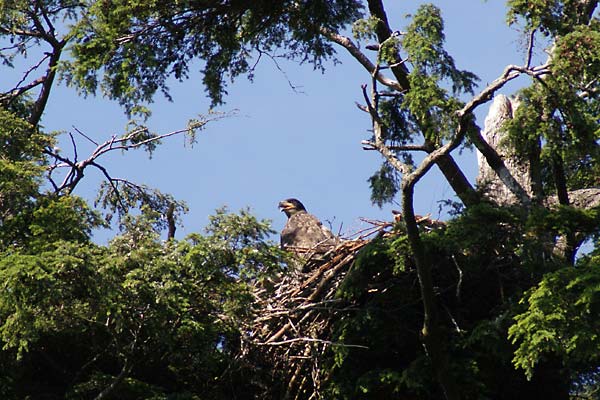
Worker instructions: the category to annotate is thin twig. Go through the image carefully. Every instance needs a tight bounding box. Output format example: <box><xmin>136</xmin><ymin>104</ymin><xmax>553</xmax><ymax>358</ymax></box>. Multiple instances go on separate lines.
<box><xmin>525</xmin><ymin>29</ymin><xmax>536</xmax><ymax>69</ymax></box>
<box><xmin>451</xmin><ymin>255</ymin><xmax>463</xmax><ymax>301</ymax></box>
<box><xmin>258</xmin><ymin>337</ymin><xmax>368</xmax><ymax>349</ymax></box>
<box><xmin>72</xmin><ymin>126</ymin><xmax>99</xmax><ymax>146</ymax></box>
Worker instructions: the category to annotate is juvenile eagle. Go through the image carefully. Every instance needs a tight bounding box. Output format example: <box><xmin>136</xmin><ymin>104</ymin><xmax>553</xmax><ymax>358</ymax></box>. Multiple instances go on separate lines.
<box><xmin>278</xmin><ymin>198</ymin><xmax>337</xmax><ymax>254</ymax></box>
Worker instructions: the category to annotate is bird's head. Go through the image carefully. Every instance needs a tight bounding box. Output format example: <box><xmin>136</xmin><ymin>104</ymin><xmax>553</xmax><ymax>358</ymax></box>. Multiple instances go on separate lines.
<box><xmin>278</xmin><ymin>198</ymin><xmax>307</xmax><ymax>218</ymax></box>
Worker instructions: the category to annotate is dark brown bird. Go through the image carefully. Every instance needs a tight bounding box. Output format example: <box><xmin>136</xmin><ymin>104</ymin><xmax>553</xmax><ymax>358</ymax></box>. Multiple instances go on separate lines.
<box><xmin>278</xmin><ymin>198</ymin><xmax>337</xmax><ymax>254</ymax></box>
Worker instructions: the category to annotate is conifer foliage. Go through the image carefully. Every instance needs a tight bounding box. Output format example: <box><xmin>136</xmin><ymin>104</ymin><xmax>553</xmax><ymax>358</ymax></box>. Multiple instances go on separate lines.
<box><xmin>1</xmin><ymin>1</ymin><xmax>600</xmax><ymax>398</ymax></box>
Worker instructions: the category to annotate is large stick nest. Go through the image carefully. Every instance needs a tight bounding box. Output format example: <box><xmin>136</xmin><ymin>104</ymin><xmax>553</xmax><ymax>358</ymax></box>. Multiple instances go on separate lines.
<box><xmin>242</xmin><ymin>217</ymin><xmax>420</xmax><ymax>399</ymax></box>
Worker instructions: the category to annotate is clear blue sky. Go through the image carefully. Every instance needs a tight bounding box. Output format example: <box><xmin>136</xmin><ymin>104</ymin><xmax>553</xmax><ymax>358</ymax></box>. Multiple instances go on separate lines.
<box><xmin>4</xmin><ymin>1</ymin><xmax>542</xmax><ymax>243</ymax></box>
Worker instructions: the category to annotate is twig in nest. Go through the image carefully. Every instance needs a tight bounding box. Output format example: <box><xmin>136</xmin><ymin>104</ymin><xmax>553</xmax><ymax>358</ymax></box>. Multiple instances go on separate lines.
<box><xmin>258</xmin><ymin>337</ymin><xmax>368</xmax><ymax>349</ymax></box>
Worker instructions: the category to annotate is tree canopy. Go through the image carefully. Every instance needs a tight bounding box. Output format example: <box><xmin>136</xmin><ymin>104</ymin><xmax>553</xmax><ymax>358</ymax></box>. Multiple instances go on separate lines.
<box><xmin>1</xmin><ymin>0</ymin><xmax>600</xmax><ymax>399</ymax></box>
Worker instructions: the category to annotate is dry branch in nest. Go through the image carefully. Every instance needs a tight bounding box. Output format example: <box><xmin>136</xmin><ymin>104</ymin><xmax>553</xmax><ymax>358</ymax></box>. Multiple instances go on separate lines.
<box><xmin>244</xmin><ymin>215</ymin><xmax>444</xmax><ymax>399</ymax></box>
<box><xmin>246</xmin><ymin>238</ymin><xmax>371</xmax><ymax>399</ymax></box>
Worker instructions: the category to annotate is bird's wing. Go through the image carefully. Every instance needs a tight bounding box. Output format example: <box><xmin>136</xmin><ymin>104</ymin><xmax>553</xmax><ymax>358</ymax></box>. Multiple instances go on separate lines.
<box><xmin>281</xmin><ymin>212</ymin><xmax>336</xmax><ymax>250</ymax></box>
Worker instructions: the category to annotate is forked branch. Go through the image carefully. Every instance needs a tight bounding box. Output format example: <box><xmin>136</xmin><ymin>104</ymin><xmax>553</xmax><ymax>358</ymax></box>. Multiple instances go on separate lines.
<box><xmin>44</xmin><ymin>115</ymin><xmax>226</xmax><ymax>195</ymax></box>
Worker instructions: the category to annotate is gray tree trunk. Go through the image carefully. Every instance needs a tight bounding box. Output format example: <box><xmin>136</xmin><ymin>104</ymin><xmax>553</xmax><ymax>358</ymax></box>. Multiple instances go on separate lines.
<box><xmin>476</xmin><ymin>94</ymin><xmax>533</xmax><ymax>205</ymax></box>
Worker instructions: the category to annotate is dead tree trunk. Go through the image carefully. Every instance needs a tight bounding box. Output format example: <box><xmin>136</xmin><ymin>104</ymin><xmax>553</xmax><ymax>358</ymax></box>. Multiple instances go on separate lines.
<box><xmin>476</xmin><ymin>94</ymin><xmax>536</xmax><ymax>205</ymax></box>
<box><xmin>476</xmin><ymin>94</ymin><xmax>600</xmax><ymax>260</ymax></box>
<box><xmin>477</xmin><ymin>93</ymin><xmax>600</xmax><ymax>210</ymax></box>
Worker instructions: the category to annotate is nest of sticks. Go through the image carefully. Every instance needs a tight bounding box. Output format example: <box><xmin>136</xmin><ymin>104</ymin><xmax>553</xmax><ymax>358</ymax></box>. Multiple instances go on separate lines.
<box><xmin>244</xmin><ymin>218</ymin><xmax>396</xmax><ymax>399</ymax></box>
<box><xmin>242</xmin><ymin>214</ymin><xmax>445</xmax><ymax>399</ymax></box>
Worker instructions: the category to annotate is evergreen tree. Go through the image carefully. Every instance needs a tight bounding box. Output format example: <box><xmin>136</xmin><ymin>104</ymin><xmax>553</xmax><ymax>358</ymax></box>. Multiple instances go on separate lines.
<box><xmin>1</xmin><ymin>1</ymin><xmax>599</xmax><ymax>398</ymax></box>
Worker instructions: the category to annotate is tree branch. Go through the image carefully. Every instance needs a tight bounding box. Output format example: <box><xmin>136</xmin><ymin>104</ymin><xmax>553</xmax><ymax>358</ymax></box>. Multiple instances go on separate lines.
<box><xmin>361</xmin><ymin>141</ymin><xmax>429</xmax><ymax>152</ymax></box>
<box><xmin>360</xmin><ymin>83</ymin><xmax>413</xmax><ymax>176</ymax></box>
<box><xmin>0</xmin><ymin>76</ymin><xmax>46</xmax><ymax>104</ymax></box>
<box><xmin>400</xmin><ymin>182</ymin><xmax>459</xmax><ymax>400</ymax></box>
<box><xmin>0</xmin><ymin>53</ymin><xmax>51</xmax><ymax>104</ymax></box>
<box><xmin>166</xmin><ymin>202</ymin><xmax>176</xmax><ymax>240</ymax></box>
<box><xmin>319</xmin><ymin>27</ymin><xmax>404</xmax><ymax>92</ymax></box>
<box><xmin>24</xmin><ymin>5</ymin><xmax>67</xmax><ymax>126</ymax></box>
<box><xmin>44</xmin><ymin>119</ymin><xmax>217</xmax><ymax>195</ymax></box>
<box><xmin>328</xmin><ymin>3</ymin><xmax>478</xmax><ymax>206</ymax></box>
<box><xmin>366</xmin><ymin>0</ymin><xmax>411</xmax><ymax>91</ymax></box>
<box><xmin>0</xmin><ymin>25</ymin><xmax>43</xmax><ymax>37</ymax></box>
<box><xmin>525</xmin><ymin>29</ymin><xmax>536</xmax><ymax>69</ymax></box>
<box><xmin>403</xmin><ymin>61</ymin><xmax>530</xmax><ymax>192</ymax></box>
<box><xmin>258</xmin><ymin>337</ymin><xmax>368</xmax><ymax>349</ymax></box>
<box><xmin>459</xmin><ymin>64</ymin><xmax>550</xmax><ymax>207</ymax></box>
<box><xmin>93</xmin><ymin>349</ymin><xmax>134</xmax><ymax>400</ymax></box>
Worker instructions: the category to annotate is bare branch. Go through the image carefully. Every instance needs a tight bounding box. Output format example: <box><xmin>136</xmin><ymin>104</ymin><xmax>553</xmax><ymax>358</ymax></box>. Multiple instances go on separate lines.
<box><xmin>355</xmin><ymin>102</ymin><xmax>370</xmax><ymax>113</ymax></box>
<box><xmin>28</xmin><ymin>5</ymin><xmax>59</xmax><ymax>47</ymax></box>
<box><xmin>452</xmin><ymin>255</ymin><xmax>463</xmax><ymax>301</ymax></box>
<box><xmin>73</xmin><ymin>126</ymin><xmax>99</xmax><ymax>146</ymax></box>
<box><xmin>459</xmin><ymin>64</ymin><xmax>549</xmax><ymax>118</ymax></box>
<box><xmin>1</xmin><ymin>58</ymin><xmax>51</xmax><ymax>102</ymax></box>
<box><xmin>361</xmin><ymin>140</ymin><xmax>429</xmax><ymax>152</ymax></box>
<box><xmin>45</xmin><ymin>115</ymin><xmax>227</xmax><ymax>195</ymax></box>
<box><xmin>359</xmin><ymin>83</ymin><xmax>413</xmax><ymax>175</ymax></box>
<box><xmin>0</xmin><ymin>52</ymin><xmax>51</xmax><ymax>104</ymax></box>
<box><xmin>166</xmin><ymin>203</ymin><xmax>176</xmax><ymax>240</ymax></box>
<box><xmin>254</xmin><ymin>46</ymin><xmax>304</xmax><ymax>93</ymax></box>
<box><xmin>0</xmin><ymin>26</ymin><xmax>43</xmax><ymax>37</ymax></box>
<box><xmin>40</xmin><ymin>4</ymin><xmax>57</xmax><ymax>39</ymax></box>
<box><xmin>525</xmin><ymin>29</ymin><xmax>536</xmax><ymax>69</ymax></box>
<box><xmin>93</xmin><ymin>349</ymin><xmax>134</xmax><ymax>400</ymax></box>
<box><xmin>28</xmin><ymin>45</ymin><xmax>63</xmax><ymax>126</ymax></box>
<box><xmin>89</xmin><ymin>162</ymin><xmax>128</xmax><ymax>210</ymax></box>
<box><xmin>367</xmin><ymin>140</ymin><xmax>413</xmax><ymax>176</ymax></box>
<box><xmin>0</xmin><ymin>76</ymin><xmax>46</xmax><ymax>104</ymax></box>
<box><xmin>360</xmin><ymin>84</ymin><xmax>380</xmax><ymax>127</ymax></box>
<box><xmin>319</xmin><ymin>27</ymin><xmax>403</xmax><ymax>92</ymax></box>
<box><xmin>68</xmin><ymin>132</ymin><xmax>78</xmax><ymax>163</ymax></box>
<box><xmin>114</xmin><ymin>20</ymin><xmax>160</xmax><ymax>45</ymax></box>
<box><xmin>258</xmin><ymin>337</ymin><xmax>368</xmax><ymax>349</ymax></box>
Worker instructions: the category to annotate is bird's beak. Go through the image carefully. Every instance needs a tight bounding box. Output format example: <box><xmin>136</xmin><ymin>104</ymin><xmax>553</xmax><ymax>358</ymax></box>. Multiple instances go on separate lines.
<box><xmin>278</xmin><ymin>201</ymin><xmax>293</xmax><ymax>212</ymax></box>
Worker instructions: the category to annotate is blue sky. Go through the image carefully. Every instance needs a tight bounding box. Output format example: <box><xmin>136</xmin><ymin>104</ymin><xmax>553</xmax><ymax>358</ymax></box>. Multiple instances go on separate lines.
<box><xmin>4</xmin><ymin>1</ymin><xmax>544</xmax><ymax>243</ymax></box>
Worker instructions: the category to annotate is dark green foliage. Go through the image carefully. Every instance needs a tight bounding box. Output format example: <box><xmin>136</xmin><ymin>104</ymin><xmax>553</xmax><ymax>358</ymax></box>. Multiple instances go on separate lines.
<box><xmin>330</xmin><ymin>236</ymin><xmax>429</xmax><ymax>398</ymax></box>
<box><xmin>367</xmin><ymin>96</ymin><xmax>419</xmax><ymax>207</ymax></box>
<box><xmin>28</xmin><ymin>196</ymin><xmax>104</xmax><ymax>249</ymax></box>
<box><xmin>402</xmin><ymin>4</ymin><xmax>479</xmax><ymax>96</ymax></box>
<box><xmin>368</xmin><ymin>162</ymin><xmax>401</xmax><ymax>208</ymax></box>
<box><xmin>95</xmin><ymin>180</ymin><xmax>188</xmax><ymax>230</ymax></box>
<box><xmin>2</xmin><ymin>1</ymin><xmax>600</xmax><ymax>398</ymax></box>
<box><xmin>378</xmin><ymin>97</ymin><xmax>418</xmax><ymax>144</ymax></box>
<box><xmin>352</xmin><ymin>16</ymin><xmax>380</xmax><ymax>41</ymax></box>
<box><xmin>324</xmin><ymin>209</ymin><xmax>574</xmax><ymax>399</ymax></box>
<box><xmin>0</xmin><ymin>107</ymin><xmax>105</xmax><ymax>251</ymax></box>
<box><xmin>0</xmin><ymin>106</ymin><xmax>46</xmax><ymax>223</ymax></box>
<box><xmin>0</xmin><ymin>207</ymin><xmax>285</xmax><ymax>399</ymax></box>
<box><xmin>510</xmin><ymin>254</ymin><xmax>600</xmax><ymax>379</ymax></box>
<box><xmin>0</xmin><ymin>104</ymin><xmax>285</xmax><ymax>397</ymax></box>
<box><xmin>507</xmin><ymin>0</ymin><xmax>597</xmax><ymax>35</ymax></box>
<box><xmin>63</xmin><ymin>0</ymin><xmax>363</xmax><ymax>113</ymax></box>
<box><xmin>527</xmin><ymin>206</ymin><xmax>600</xmax><ymax>241</ymax></box>
<box><xmin>0</xmin><ymin>242</ymin><xmax>105</xmax><ymax>359</ymax></box>
<box><xmin>506</xmin><ymin>76</ymin><xmax>600</xmax><ymax>194</ymax></box>
<box><xmin>0</xmin><ymin>0</ymin><xmax>82</xmax><ymax>63</ymax></box>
